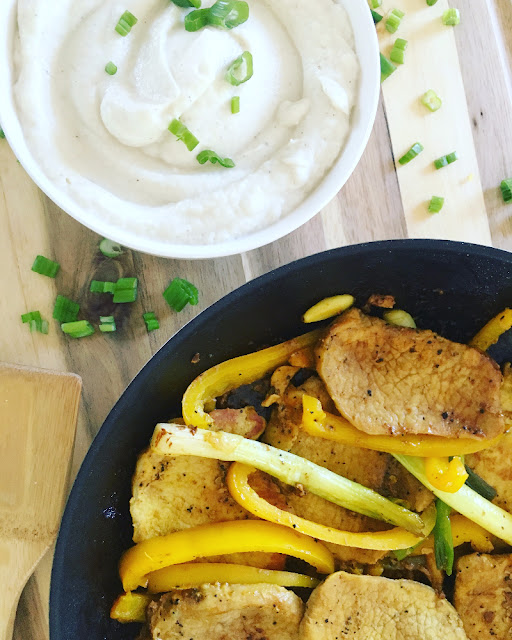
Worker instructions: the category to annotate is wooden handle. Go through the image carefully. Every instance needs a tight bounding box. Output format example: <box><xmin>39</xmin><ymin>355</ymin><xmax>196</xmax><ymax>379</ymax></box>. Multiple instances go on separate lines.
<box><xmin>0</xmin><ymin>539</ymin><xmax>49</xmax><ymax>640</ymax></box>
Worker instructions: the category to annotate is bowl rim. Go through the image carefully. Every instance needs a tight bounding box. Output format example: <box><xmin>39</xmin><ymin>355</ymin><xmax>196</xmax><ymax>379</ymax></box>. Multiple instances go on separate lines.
<box><xmin>0</xmin><ymin>0</ymin><xmax>380</xmax><ymax>259</ymax></box>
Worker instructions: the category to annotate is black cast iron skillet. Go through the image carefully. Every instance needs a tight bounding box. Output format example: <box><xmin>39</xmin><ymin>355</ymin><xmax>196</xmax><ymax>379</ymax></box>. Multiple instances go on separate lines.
<box><xmin>50</xmin><ymin>239</ymin><xmax>512</xmax><ymax>640</ymax></box>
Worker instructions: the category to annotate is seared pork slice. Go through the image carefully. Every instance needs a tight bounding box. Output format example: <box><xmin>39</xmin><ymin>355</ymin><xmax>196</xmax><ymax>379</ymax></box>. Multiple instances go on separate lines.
<box><xmin>147</xmin><ymin>584</ymin><xmax>304</xmax><ymax>640</ymax></box>
<box><xmin>455</xmin><ymin>553</ymin><xmax>512</xmax><ymax>639</ymax></box>
<box><xmin>316</xmin><ymin>308</ymin><xmax>504</xmax><ymax>439</ymax></box>
<box><xmin>300</xmin><ymin>571</ymin><xmax>468</xmax><ymax>640</ymax></box>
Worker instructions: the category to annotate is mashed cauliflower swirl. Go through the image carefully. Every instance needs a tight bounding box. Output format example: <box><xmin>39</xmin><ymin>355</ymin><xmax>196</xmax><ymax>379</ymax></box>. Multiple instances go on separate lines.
<box><xmin>14</xmin><ymin>0</ymin><xmax>359</xmax><ymax>245</ymax></box>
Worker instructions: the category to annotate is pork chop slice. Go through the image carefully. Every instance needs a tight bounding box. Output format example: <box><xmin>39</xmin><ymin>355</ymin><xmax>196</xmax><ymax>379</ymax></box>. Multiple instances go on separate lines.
<box><xmin>147</xmin><ymin>584</ymin><xmax>304</xmax><ymax>640</ymax></box>
<box><xmin>316</xmin><ymin>308</ymin><xmax>504</xmax><ymax>439</ymax></box>
<box><xmin>299</xmin><ymin>571</ymin><xmax>467</xmax><ymax>639</ymax></box>
<box><xmin>455</xmin><ymin>553</ymin><xmax>512</xmax><ymax>639</ymax></box>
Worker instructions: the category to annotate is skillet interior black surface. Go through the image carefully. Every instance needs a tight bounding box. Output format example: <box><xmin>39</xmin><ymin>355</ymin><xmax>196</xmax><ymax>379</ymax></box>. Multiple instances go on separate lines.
<box><xmin>50</xmin><ymin>239</ymin><xmax>512</xmax><ymax>640</ymax></box>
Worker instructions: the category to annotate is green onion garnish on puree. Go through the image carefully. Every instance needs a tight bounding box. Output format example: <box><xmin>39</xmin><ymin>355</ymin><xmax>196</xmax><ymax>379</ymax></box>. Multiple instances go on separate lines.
<box><xmin>21</xmin><ymin>310</ymin><xmax>48</xmax><ymax>334</ymax></box>
<box><xmin>426</xmin><ymin>0</ymin><xmax>439</xmax><ymax>5</ymax></box>
<box><xmin>168</xmin><ymin>119</ymin><xmax>200</xmax><ymax>151</ymax></box>
<box><xmin>434</xmin><ymin>151</ymin><xmax>458</xmax><ymax>170</ymax></box>
<box><xmin>226</xmin><ymin>52</ymin><xmax>253</xmax><ymax>86</ymax></box>
<box><xmin>170</xmin><ymin>0</ymin><xmax>201</xmax><ymax>7</ymax></box>
<box><xmin>113</xmin><ymin>278</ymin><xmax>138</xmax><ymax>303</ymax></box>
<box><xmin>421</xmin><ymin>90</ymin><xmax>442</xmax><ymax>112</ymax></box>
<box><xmin>32</xmin><ymin>255</ymin><xmax>60</xmax><ymax>278</ymax></box>
<box><xmin>90</xmin><ymin>280</ymin><xmax>116</xmax><ymax>294</ymax></box>
<box><xmin>442</xmin><ymin>8</ymin><xmax>460</xmax><ymax>26</ymax></box>
<box><xmin>53</xmin><ymin>295</ymin><xmax>80</xmax><ymax>323</ymax></box>
<box><xmin>143</xmin><ymin>312</ymin><xmax>160</xmax><ymax>332</ymax></box>
<box><xmin>99</xmin><ymin>238</ymin><xmax>124</xmax><ymax>258</ymax></box>
<box><xmin>390</xmin><ymin>38</ymin><xmax>408</xmax><ymax>64</ymax></box>
<box><xmin>197</xmin><ymin>150</ymin><xmax>235</xmax><ymax>168</ymax></box>
<box><xmin>115</xmin><ymin>11</ymin><xmax>138</xmax><ymax>37</ymax></box>
<box><xmin>428</xmin><ymin>196</ymin><xmax>444</xmax><ymax>214</ymax></box>
<box><xmin>501</xmin><ymin>178</ymin><xmax>512</xmax><ymax>203</ymax></box>
<box><xmin>231</xmin><ymin>96</ymin><xmax>240</xmax><ymax>114</ymax></box>
<box><xmin>368</xmin><ymin>0</ymin><xmax>382</xmax><ymax>7</ymax></box>
<box><xmin>398</xmin><ymin>143</ymin><xmax>424</xmax><ymax>165</ymax></box>
<box><xmin>105</xmin><ymin>62</ymin><xmax>117</xmax><ymax>76</ymax></box>
<box><xmin>371</xmin><ymin>9</ymin><xmax>383</xmax><ymax>24</ymax></box>
<box><xmin>99</xmin><ymin>316</ymin><xmax>117</xmax><ymax>333</ymax></box>
<box><xmin>185</xmin><ymin>0</ymin><xmax>249</xmax><ymax>32</ymax></box>
<box><xmin>385</xmin><ymin>8</ymin><xmax>404</xmax><ymax>34</ymax></box>
<box><xmin>433</xmin><ymin>499</ymin><xmax>454</xmax><ymax>575</ymax></box>
<box><xmin>380</xmin><ymin>53</ymin><xmax>396</xmax><ymax>82</ymax></box>
<box><xmin>61</xmin><ymin>320</ymin><xmax>95</xmax><ymax>339</ymax></box>
<box><xmin>163</xmin><ymin>278</ymin><xmax>199</xmax><ymax>312</ymax></box>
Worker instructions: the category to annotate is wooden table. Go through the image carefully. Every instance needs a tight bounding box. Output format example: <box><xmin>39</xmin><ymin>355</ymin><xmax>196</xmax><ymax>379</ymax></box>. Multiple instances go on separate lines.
<box><xmin>2</xmin><ymin>0</ymin><xmax>511</xmax><ymax>637</ymax></box>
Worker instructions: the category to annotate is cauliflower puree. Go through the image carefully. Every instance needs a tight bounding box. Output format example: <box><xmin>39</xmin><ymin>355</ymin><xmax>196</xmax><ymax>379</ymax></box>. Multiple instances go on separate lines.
<box><xmin>14</xmin><ymin>0</ymin><xmax>359</xmax><ymax>245</ymax></box>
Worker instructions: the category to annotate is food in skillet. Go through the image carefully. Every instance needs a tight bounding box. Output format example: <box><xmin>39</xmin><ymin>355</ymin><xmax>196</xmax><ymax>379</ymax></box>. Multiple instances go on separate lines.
<box><xmin>111</xmin><ymin>297</ymin><xmax>512</xmax><ymax>639</ymax></box>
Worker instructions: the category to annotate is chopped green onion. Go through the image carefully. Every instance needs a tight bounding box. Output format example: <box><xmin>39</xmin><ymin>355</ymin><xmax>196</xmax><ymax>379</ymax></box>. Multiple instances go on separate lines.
<box><xmin>113</xmin><ymin>277</ymin><xmax>138</xmax><ymax>303</ymax></box>
<box><xmin>433</xmin><ymin>499</ymin><xmax>454</xmax><ymax>575</ymax></box>
<box><xmin>115</xmin><ymin>11</ymin><xmax>138</xmax><ymax>36</ymax></box>
<box><xmin>99</xmin><ymin>315</ymin><xmax>117</xmax><ymax>333</ymax></box>
<box><xmin>168</xmin><ymin>119</ymin><xmax>199</xmax><ymax>152</ymax></box>
<box><xmin>53</xmin><ymin>295</ymin><xmax>80</xmax><ymax>323</ymax></box>
<box><xmin>442</xmin><ymin>8</ymin><xmax>460</xmax><ymax>25</ymax></box>
<box><xmin>371</xmin><ymin>9</ymin><xmax>383</xmax><ymax>23</ymax></box>
<box><xmin>90</xmin><ymin>280</ymin><xmax>116</xmax><ymax>294</ymax></box>
<box><xmin>434</xmin><ymin>151</ymin><xmax>458</xmax><ymax>170</ymax></box>
<box><xmin>163</xmin><ymin>277</ymin><xmax>199</xmax><ymax>312</ymax></box>
<box><xmin>226</xmin><ymin>51</ymin><xmax>253</xmax><ymax>86</ymax></box>
<box><xmin>21</xmin><ymin>310</ymin><xmax>48</xmax><ymax>334</ymax></box>
<box><xmin>393</xmin><ymin>540</ymin><xmax>422</xmax><ymax>560</ymax></box>
<box><xmin>390</xmin><ymin>46</ymin><xmax>405</xmax><ymax>64</ymax></box>
<box><xmin>385</xmin><ymin>8</ymin><xmax>404</xmax><ymax>33</ymax></box>
<box><xmin>143</xmin><ymin>311</ymin><xmax>160</xmax><ymax>332</ymax></box>
<box><xmin>0</xmin><ymin>128</ymin><xmax>5</xmax><ymax>139</ymax></box>
<box><xmin>398</xmin><ymin>142</ymin><xmax>424</xmax><ymax>165</ymax></box>
<box><xmin>99</xmin><ymin>238</ymin><xmax>124</xmax><ymax>258</ymax></box>
<box><xmin>105</xmin><ymin>62</ymin><xmax>117</xmax><ymax>76</ymax></box>
<box><xmin>31</xmin><ymin>255</ymin><xmax>60</xmax><ymax>278</ymax></box>
<box><xmin>500</xmin><ymin>178</ymin><xmax>512</xmax><ymax>203</ymax></box>
<box><xmin>231</xmin><ymin>96</ymin><xmax>240</xmax><ymax>114</ymax></box>
<box><xmin>380</xmin><ymin>53</ymin><xmax>397</xmax><ymax>83</ymax></box>
<box><xmin>428</xmin><ymin>196</ymin><xmax>445</xmax><ymax>214</ymax></box>
<box><xmin>426</xmin><ymin>0</ymin><xmax>438</xmax><ymax>5</ymax></box>
<box><xmin>40</xmin><ymin>319</ymin><xmax>49</xmax><ymax>335</ymax></box>
<box><xmin>368</xmin><ymin>0</ymin><xmax>382</xmax><ymax>7</ymax></box>
<box><xmin>61</xmin><ymin>320</ymin><xmax>95</xmax><ymax>338</ymax></box>
<box><xmin>185</xmin><ymin>0</ymin><xmax>249</xmax><ymax>32</ymax></box>
<box><xmin>421</xmin><ymin>89</ymin><xmax>442</xmax><ymax>112</ymax></box>
<box><xmin>394</xmin><ymin>38</ymin><xmax>408</xmax><ymax>50</ymax></box>
<box><xmin>21</xmin><ymin>310</ymin><xmax>41</xmax><ymax>324</ymax></box>
<box><xmin>184</xmin><ymin>8</ymin><xmax>211</xmax><ymax>31</ymax></box>
<box><xmin>197</xmin><ymin>150</ymin><xmax>235</xmax><ymax>169</ymax></box>
<box><xmin>465</xmin><ymin>466</ymin><xmax>497</xmax><ymax>501</ymax></box>
<box><xmin>170</xmin><ymin>0</ymin><xmax>201</xmax><ymax>7</ymax></box>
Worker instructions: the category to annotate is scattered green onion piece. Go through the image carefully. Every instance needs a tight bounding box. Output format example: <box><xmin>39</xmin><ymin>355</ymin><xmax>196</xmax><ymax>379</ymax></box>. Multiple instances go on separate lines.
<box><xmin>40</xmin><ymin>319</ymin><xmax>49</xmax><ymax>335</ymax></box>
<box><xmin>442</xmin><ymin>8</ymin><xmax>460</xmax><ymax>26</ymax></box>
<box><xmin>170</xmin><ymin>0</ymin><xmax>201</xmax><ymax>7</ymax></box>
<box><xmin>168</xmin><ymin>119</ymin><xmax>200</xmax><ymax>152</ymax></box>
<box><xmin>21</xmin><ymin>310</ymin><xmax>48</xmax><ymax>334</ymax></box>
<box><xmin>99</xmin><ymin>315</ymin><xmax>117</xmax><ymax>333</ymax></box>
<box><xmin>368</xmin><ymin>0</ymin><xmax>382</xmax><ymax>8</ymax></box>
<box><xmin>143</xmin><ymin>312</ymin><xmax>160</xmax><ymax>332</ymax></box>
<box><xmin>61</xmin><ymin>320</ymin><xmax>95</xmax><ymax>339</ymax></box>
<box><xmin>31</xmin><ymin>255</ymin><xmax>60</xmax><ymax>278</ymax></box>
<box><xmin>53</xmin><ymin>295</ymin><xmax>80</xmax><ymax>323</ymax></box>
<box><xmin>398</xmin><ymin>142</ymin><xmax>424</xmax><ymax>165</ymax></box>
<box><xmin>208</xmin><ymin>0</ymin><xmax>249</xmax><ymax>29</ymax></box>
<box><xmin>184</xmin><ymin>8</ymin><xmax>211</xmax><ymax>31</ymax></box>
<box><xmin>394</xmin><ymin>38</ymin><xmax>408</xmax><ymax>50</ymax></box>
<box><xmin>99</xmin><ymin>238</ymin><xmax>124</xmax><ymax>258</ymax></box>
<box><xmin>421</xmin><ymin>89</ymin><xmax>442</xmax><ymax>112</ymax></box>
<box><xmin>428</xmin><ymin>196</ymin><xmax>445</xmax><ymax>214</ymax></box>
<box><xmin>21</xmin><ymin>310</ymin><xmax>42</xmax><ymax>324</ymax></box>
<box><xmin>231</xmin><ymin>96</ymin><xmax>240</xmax><ymax>114</ymax></box>
<box><xmin>385</xmin><ymin>8</ymin><xmax>405</xmax><ymax>33</ymax></box>
<box><xmin>380</xmin><ymin>53</ymin><xmax>397</xmax><ymax>83</ymax></box>
<box><xmin>393</xmin><ymin>540</ymin><xmax>422</xmax><ymax>560</ymax></box>
<box><xmin>500</xmin><ymin>178</ymin><xmax>512</xmax><ymax>203</ymax></box>
<box><xmin>390</xmin><ymin>47</ymin><xmax>405</xmax><ymax>64</ymax></box>
<box><xmin>426</xmin><ymin>0</ymin><xmax>438</xmax><ymax>5</ymax></box>
<box><xmin>163</xmin><ymin>277</ymin><xmax>199</xmax><ymax>312</ymax></box>
<box><xmin>226</xmin><ymin>51</ymin><xmax>253</xmax><ymax>86</ymax></box>
<box><xmin>90</xmin><ymin>280</ymin><xmax>116</xmax><ymax>294</ymax></box>
<box><xmin>105</xmin><ymin>62</ymin><xmax>117</xmax><ymax>76</ymax></box>
<box><xmin>434</xmin><ymin>151</ymin><xmax>458</xmax><ymax>170</ymax></box>
<box><xmin>371</xmin><ymin>9</ymin><xmax>383</xmax><ymax>23</ymax></box>
<box><xmin>0</xmin><ymin>128</ymin><xmax>5</xmax><ymax>139</ymax></box>
<box><xmin>115</xmin><ymin>11</ymin><xmax>138</xmax><ymax>36</ymax></box>
<box><xmin>113</xmin><ymin>277</ymin><xmax>138</xmax><ymax>303</ymax></box>
<box><xmin>196</xmin><ymin>150</ymin><xmax>235</xmax><ymax>169</ymax></box>
<box><xmin>465</xmin><ymin>466</ymin><xmax>497</xmax><ymax>501</ymax></box>
<box><xmin>433</xmin><ymin>499</ymin><xmax>454</xmax><ymax>575</ymax></box>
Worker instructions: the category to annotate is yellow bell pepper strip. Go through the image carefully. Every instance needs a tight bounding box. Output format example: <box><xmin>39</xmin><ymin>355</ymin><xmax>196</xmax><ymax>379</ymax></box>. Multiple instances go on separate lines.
<box><xmin>393</xmin><ymin>454</ymin><xmax>512</xmax><ymax>545</ymax></box>
<box><xmin>301</xmin><ymin>395</ymin><xmax>501</xmax><ymax>457</ymax></box>
<box><xmin>302</xmin><ymin>395</ymin><xmax>326</xmax><ymax>431</ymax></box>
<box><xmin>425</xmin><ymin>456</ymin><xmax>468</xmax><ymax>493</ymax></box>
<box><xmin>302</xmin><ymin>295</ymin><xmax>355</xmax><ymax>323</ymax></box>
<box><xmin>413</xmin><ymin>514</ymin><xmax>493</xmax><ymax>556</ymax></box>
<box><xmin>119</xmin><ymin>520</ymin><xmax>334</xmax><ymax>592</ymax></box>
<box><xmin>110</xmin><ymin>592</ymin><xmax>151</xmax><ymax>623</ymax></box>
<box><xmin>227</xmin><ymin>463</ymin><xmax>436</xmax><ymax>551</ymax></box>
<box><xmin>182</xmin><ymin>329</ymin><xmax>322</xmax><ymax>429</ymax></box>
<box><xmin>151</xmin><ymin>423</ymin><xmax>427</xmax><ymax>535</ymax></box>
<box><xmin>470</xmin><ymin>308</ymin><xmax>512</xmax><ymax>351</ymax></box>
<box><xmin>146</xmin><ymin>562</ymin><xmax>320</xmax><ymax>593</ymax></box>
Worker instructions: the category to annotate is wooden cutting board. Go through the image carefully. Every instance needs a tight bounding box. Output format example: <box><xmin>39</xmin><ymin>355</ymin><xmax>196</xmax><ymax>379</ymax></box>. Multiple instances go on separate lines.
<box><xmin>0</xmin><ymin>363</ymin><xmax>81</xmax><ymax>640</ymax></box>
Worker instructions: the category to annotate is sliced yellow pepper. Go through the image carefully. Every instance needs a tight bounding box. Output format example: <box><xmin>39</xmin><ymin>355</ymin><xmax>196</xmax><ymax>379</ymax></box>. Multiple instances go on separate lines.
<box><xmin>146</xmin><ymin>562</ymin><xmax>320</xmax><ymax>593</ymax></box>
<box><xmin>413</xmin><ymin>514</ymin><xmax>493</xmax><ymax>555</ymax></box>
<box><xmin>119</xmin><ymin>520</ymin><xmax>334</xmax><ymax>592</ymax></box>
<box><xmin>301</xmin><ymin>395</ymin><xmax>501</xmax><ymax>457</ymax></box>
<box><xmin>470</xmin><ymin>308</ymin><xmax>512</xmax><ymax>351</ymax></box>
<box><xmin>182</xmin><ymin>329</ymin><xmax>322</xmax><ymax>429</ymax></box>
<box><xmin>110</xmin><ymin>591</ymin><xmax>151</xmax><ymax>623</ymax></box>
<box><xmin>302</xmin><ymin>395</ymin><xmax>326</xmax><ymax>431</ymax></box>
<box><xmin>302</xmin><ymin>295</ymin><xmax>355</xmax><ymax>323</ymax></box>
<box><xmin>424</xmin><ymin>456</ymin><xmax>468</xmax><ymax>493</ymax></box>
<box><xmin>226</xmin><ymin>462</ymin><xmax>435</xmax><ymax>551</ymax></box>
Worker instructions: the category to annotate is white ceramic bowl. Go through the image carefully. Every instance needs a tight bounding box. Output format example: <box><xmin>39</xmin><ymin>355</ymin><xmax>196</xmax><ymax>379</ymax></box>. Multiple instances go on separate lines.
<box><xmin>0</xmin><ymin>1</ymin><xmax>379</xmax><ymax>259</ymax></box>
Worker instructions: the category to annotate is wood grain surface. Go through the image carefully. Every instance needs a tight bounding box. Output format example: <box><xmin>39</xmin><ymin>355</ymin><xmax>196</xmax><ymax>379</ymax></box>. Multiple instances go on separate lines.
<box><xmin>0</xmin><ymin>0</ymin><xmax>510</xmax><ymax>638</ymax></box>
